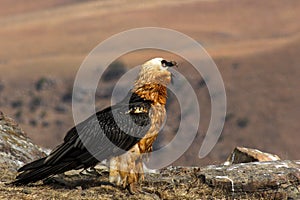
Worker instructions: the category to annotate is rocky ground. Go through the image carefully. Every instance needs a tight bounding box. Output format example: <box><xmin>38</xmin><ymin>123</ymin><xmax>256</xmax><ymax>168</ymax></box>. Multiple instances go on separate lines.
<box><xmin>0</xmin><ymin>111</ymin><xmax>299</xmax><ymax>199</ymax></box>
<box><xmin>1</xmin><ymin>0</ymin><xmax>300</xmax><ymax>167</ymax></box>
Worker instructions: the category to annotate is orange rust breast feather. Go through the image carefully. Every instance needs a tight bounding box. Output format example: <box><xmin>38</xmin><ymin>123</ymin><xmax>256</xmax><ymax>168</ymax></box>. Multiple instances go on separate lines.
<box><xmin>134</xmin><ymin>83</ymin><xmax>167</xmax><ymax>105</ymax></box>
<box><xmin>134</xmin><ymin>84</ymin><xmax>167</xmax><ymax>153</ymax></box>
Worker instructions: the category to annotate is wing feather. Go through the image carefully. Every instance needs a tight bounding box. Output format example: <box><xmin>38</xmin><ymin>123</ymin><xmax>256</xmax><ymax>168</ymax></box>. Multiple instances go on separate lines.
<box><xmin>14</xmin><ymin>92</ymin><xmax>152</xmax><ymax>184</ymax></box>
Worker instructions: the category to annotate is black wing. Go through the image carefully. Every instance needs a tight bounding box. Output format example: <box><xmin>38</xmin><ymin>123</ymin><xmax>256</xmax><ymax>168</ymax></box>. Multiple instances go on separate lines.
<box><xmin>14</xmin><ymin>92</ymin><xmax>152</xmax><ymax>184</ymax></box>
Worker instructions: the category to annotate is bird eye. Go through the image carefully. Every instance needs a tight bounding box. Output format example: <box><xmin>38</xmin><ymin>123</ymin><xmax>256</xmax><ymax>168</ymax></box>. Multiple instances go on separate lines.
<box><xmin>161</xmin><ymin>60</ymin><xmax>168</xmax><ymax>67</ymax></box>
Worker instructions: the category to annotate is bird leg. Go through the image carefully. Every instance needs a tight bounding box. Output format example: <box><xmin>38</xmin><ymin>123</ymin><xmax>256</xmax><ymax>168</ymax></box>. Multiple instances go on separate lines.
<box><xmin>109</xmin><ymin>144</ymin><xmax>144</xmax><ymax>192</ymax></box>
<box><xmin>109</xmin><ymin>156</ymin><xmax>122</xmax><ymax>186</ymax></box>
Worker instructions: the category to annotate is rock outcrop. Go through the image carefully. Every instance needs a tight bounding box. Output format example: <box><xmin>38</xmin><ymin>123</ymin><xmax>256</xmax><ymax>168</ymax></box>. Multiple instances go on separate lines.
<box><xmin>224</xmin><ymin>146</ymin><xmax>281</xmax><ymax>165</ymax></box>
<box><xmin>0</xmin><ymin>111</ymin><xmax>46</xmax><ymax>174</ymax></box>
<box><xmin>199</xmin><ymin>160</ymin><xmax>300</xmax><ymax>199</ymax></box>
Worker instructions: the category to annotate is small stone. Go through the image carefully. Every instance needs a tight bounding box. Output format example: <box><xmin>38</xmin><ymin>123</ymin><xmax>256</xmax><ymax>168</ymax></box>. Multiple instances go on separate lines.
<box><xmin>22</xmin><ymin>189</ymin><xmax>31</xmax><ymax>194</ymax></box>
<box><xmin>76</xmin><ymin>186</ymin><xmax>83</xmax><ymax>190</ymax></box>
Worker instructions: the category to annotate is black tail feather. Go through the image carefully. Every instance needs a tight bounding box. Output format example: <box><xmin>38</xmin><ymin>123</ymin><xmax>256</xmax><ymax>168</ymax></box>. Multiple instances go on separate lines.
<box><xmin>18</xmin><ymin>157</ymin><xmax>46</xmax><ymax>172</ymax></box>
<box><xmin>14</xmin><ymin>165</ymin><xmax>61</xmax><ymax>185</ymax></box>
<box><xmin>13</xmin><ymin>161</ymin><xmax>78</xmax><ymax>185</ymax></box>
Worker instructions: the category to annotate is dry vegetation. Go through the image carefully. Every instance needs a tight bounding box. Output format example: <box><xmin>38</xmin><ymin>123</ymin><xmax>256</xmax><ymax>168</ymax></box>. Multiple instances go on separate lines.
<box><xmin>0</xmin><ymin>0</ymin><xmax>299</xmax><ymax>167</ymax></box>
<box><xmin>1</xmin><ymin>165</ymin><xmax>294</xmax><ymax>200</ymax></box>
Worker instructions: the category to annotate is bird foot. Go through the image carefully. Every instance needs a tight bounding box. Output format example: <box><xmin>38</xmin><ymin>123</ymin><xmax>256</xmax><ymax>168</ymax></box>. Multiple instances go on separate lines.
<box><xmin>127</xmin><ymin>182</ymin><xmax>143</xmax><ymax>194</ymax></box>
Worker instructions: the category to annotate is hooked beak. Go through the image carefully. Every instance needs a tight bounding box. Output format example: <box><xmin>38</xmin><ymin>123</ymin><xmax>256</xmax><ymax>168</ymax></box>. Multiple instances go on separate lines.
<box><xmin>170</xmin><ymin>61</ymin><xmax>177</xmax><ymax>85</ymax></box>
<box><xmin>169</xmin><ymin>61</ymin><xmax>178</xmax><ymax>67</ymax></box>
